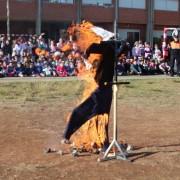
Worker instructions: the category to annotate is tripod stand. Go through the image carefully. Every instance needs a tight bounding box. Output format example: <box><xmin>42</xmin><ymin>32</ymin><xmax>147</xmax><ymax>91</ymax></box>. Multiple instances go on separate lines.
<box><xmin>97</xmin><ymin>81</ymin><xmax>129</xmax><ymax>162</ymax></box>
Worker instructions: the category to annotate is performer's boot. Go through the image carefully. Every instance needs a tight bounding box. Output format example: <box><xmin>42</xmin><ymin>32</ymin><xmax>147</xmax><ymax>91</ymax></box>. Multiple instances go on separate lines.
<box><xmin>61</xmin><ymin>138</ymin><xmax>71</xmax><ymax>144</ymax></box>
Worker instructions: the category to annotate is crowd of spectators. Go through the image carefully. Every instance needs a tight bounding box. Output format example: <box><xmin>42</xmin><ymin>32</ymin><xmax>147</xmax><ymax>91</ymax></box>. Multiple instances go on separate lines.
<box><xmin>117</xmin><ymin>41</ymin><xmax>171</xmax><ymax>76</ymax></box>
<box><xmin>0</xmin><ymin>33</ymin><xmax>172</xmax><ymax>78</ymax></box>
<box><xmin>0</xmin><ymin>34</ymin><xmax>88</xmax><ymax>78</ymax></box>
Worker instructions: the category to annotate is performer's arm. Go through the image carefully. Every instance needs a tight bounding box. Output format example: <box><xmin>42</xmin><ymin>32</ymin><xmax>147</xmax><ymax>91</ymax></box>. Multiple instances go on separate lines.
<box><xmin>85</xmin><ymin>43</ymin><xmax>104</xmax><ymax>58</ymax></box>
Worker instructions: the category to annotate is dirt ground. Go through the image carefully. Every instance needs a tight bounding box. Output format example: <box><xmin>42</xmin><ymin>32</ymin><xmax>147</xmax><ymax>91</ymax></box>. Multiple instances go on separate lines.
<box><xmin>0</xmin><ymin>78</ymin><xmax>180</xmax><ymax>180</ymax></box>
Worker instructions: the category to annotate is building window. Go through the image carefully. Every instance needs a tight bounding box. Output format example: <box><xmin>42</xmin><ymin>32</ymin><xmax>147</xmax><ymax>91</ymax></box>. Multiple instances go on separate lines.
<box><xmin>119</xmin><ymin>0</ymin><xmax>145</xmax><ymax>9</ymax></box>
<box><xmin>154</xmin><ymin>0</ymin><xmax>179</xmax><ymax>11</ymax></box>
<box><xmin>16</xmin><ymin>0</ymin><xmax>32</xmax><ymax>2</ymax></box>
<box><xmin>118</xmin><ymin>29</ymin><xmax>140</xmax><ymax>42</ymax></box>
<box><xmin>44</xmin><ymin>0</ymin><xmax>73</xmax><ymax>4</ymax></box>
<box><xmin>82</xmin><ymin>0</ymin><xmax>112</xmax><ymax>6</ymax></box>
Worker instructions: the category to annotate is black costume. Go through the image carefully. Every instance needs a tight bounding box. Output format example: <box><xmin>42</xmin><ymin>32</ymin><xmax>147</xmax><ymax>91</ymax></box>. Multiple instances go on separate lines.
<box><xmin>169</xmin><ymin>39</ymin><xmax>180</xmax><ymax>76</ymax></box>
<box><xmin>63</xmin><ymin>41</ymin><xmax>128</xmax><ymax>148</ymax></box>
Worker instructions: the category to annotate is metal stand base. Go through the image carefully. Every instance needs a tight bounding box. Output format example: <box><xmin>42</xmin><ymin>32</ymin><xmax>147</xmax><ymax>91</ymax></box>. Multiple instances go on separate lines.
<box><xmin>97</xmin><ymin>139</ymin><xmax>127</xmax><ymax>162</ymax></box>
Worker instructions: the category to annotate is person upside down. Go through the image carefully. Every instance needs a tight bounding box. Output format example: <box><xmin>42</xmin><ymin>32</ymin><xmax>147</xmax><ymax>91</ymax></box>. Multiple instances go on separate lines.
<box><xmin>61</xmin><ymin>40</ymin><xmax>128</xmax><ymax>151</ymax></box>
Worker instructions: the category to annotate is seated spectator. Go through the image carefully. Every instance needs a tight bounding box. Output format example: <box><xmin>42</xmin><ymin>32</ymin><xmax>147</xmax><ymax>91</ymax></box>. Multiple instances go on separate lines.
<box><xmin>117</xmin><ymin>59</ymin><xmax>126</xmax><ymax>76</ymax></box>
<box><xmin>139</xmin><ymin>59</ymin><xmax>149</xmax><ymax>75</ymax></box>
<box><xmin>66</xmin><ymin>62</ymin><xmax>76</xmax><ymax>76</ymax></box>
<box><xmin>23</xmin><ymin>63</ymin><xmax>35</xmax><ymax>77</ymax></box>
<box><xmin>7</xmin><ymin>62</ymin><xmax>16</xmax><ymax>77</ymax></box>
<box><xmin>130</xmin><ymin>59</ymin><xmax>142</xmax><ymax>75</ymax></box>
<box><xmin>159</xmin><ymin>59</ymin><xmax>170</xmax><ymax>75</ymax></box>
<box><xmin>123</xmin><ymin>58</ymin><xmax>131</xmax><ymax>75</ymax></box>
<box><xmin>0</xmin><ymin>62</ymin><xmax>5</xmax><ymax>77</ymax></box>
<box><xmin>148</xmin><ymin>60</ymin><xmax>157</xmax><ymax>75</ymax></box>
<box><xmin>64</xmin><ymin>60</ymin><xmax>69</xmax><ymax>71</ymax></box>
<box><xmin>75</xmin><ymin>60</ymin><xmax>86</xmax><ymax>76</ymax></box>
<box><xmin>43</xmin><ymin>63</ymin><xmax>53</xmax><ymax>77</ymax></box>
<box><xmin>2</xmin><ymin>61</ymin><xmax>7</xmax><ymax>76</ymax></box>
<box><xmin>50</xmin><ymin>60</ymin><xmax>57</xmax><ymax>77</ymax></box>
<box><xmin>34</xmin><ymin>61</ymin><xmax>43</xmax><ymax>76</ymax></box>
<box><xmin>56</xmin><ymin>62</ymin><xmax>67</xmax><ymax>77</ymax></box>
<box><xmin>15</xmin><ymin>63</ymin><xmax>24</xmax><ymax>77</ymax></box>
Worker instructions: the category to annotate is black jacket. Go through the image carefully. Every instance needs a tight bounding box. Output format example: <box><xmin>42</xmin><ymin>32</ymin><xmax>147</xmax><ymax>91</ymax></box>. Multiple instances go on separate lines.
<box><xmin>86</xmin><ymin>40</ymin><xmax>128</xmax><ymax>86</ymax></box>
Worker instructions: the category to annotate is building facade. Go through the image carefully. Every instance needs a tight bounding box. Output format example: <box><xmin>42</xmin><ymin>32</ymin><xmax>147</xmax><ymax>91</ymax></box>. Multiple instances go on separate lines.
<box><xmin>0</xmin><ymin>0</ymin><xmax>179</xmax><ymax>44</ymax></box>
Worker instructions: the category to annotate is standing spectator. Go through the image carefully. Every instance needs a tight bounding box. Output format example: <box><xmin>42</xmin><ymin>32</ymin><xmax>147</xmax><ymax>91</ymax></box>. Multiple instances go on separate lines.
<box><xmin>144</xmin><ymin>42</ymin><xmax>152</xmax><ymax>60</ymax></box>
<box><xmin>132</xmin><ymin>41</ymin><xmax>141</xmax><ymax>60</ymax></box>
<box><xmin>138</xmin><ymin>40</ymin><xmax>145</xmax><ymax>57</ymax></box>
<box><xmin>2</xmin><ymin>40</ymin><xmax>12</xmax><ymax>57</ymax></box>
<box><xmin>49</xmin><ymin>40</ymin><xmax>56</xmax><ymax>53</ymax></box>
<box><xmin>13</xmin><ymin>40</ymin><xmax>21</xmax><ymax>56</ymax></box>
<box><xmin>57</xmin><ymin>38</ymin><xmax>63</xmax><ymax>49</ymax></box>
<box><xmin>153</xmin><ymin>44</ymin><xmax>162</xmax><ymax>63</ymax></box>
<box><xmin>169</xmin><ymin>29</ymin><xmax>180</xmax><ymax>76</ymax></box>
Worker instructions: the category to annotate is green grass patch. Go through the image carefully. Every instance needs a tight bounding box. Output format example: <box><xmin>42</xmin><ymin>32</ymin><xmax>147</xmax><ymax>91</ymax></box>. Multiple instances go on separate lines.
<box><xmin>0</xmin><ymin>78</ymin><xmax>180</xmax><ymax>108</ymax></box>
<box><xmin>0</xmin><ymin>80</ymin><xmax>84</xmax><ymax>102</ymax></box>
<box><xmin>118</xmin><ymin>78</ymin><xmax>180</xmax><ymax>107</ymax></box>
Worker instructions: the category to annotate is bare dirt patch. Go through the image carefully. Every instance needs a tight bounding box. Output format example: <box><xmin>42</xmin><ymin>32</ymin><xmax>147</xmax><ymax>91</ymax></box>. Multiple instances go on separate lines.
<box><xmin>0</xmin><ymin>78</ymin><xmax>180</xmax><ymax>180</ymax></box>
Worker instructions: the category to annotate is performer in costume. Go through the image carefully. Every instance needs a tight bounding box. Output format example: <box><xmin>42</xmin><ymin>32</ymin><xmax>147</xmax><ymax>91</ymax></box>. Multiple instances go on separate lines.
<box><xmin>169</xmin><ymin>29</ymin><xmax>180</xmax><ymax>76</ymax></box>
<box><xmin>62</xmin><ymin>40</ymin><xmax>128</xmax><ymax>151</ymax></box>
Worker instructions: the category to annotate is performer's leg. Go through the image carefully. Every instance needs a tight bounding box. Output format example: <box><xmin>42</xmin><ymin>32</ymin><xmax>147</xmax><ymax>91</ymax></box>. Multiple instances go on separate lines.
<box><xmin>169</xmin><ymin>55</ymin><xmax>175</xmax><ymax>76</ymax></box>
<box><xmin>101</xmin><ymin>123</ymin><xmax>109</xmax><ymax>151</ymax></box>
<box><xmin>176</xmin><ymin>56</ymin><xmax>180</xmax><ymax>76</ymax></box>
<box><xmin>63</xmin><ymin>86</ymin><xmax>112</xmax><ymax>141</ymax></box>
<box><xmin>63</xmin><ymin>96</ymin><xmax>98</xmax><ymax>140</ymax></box>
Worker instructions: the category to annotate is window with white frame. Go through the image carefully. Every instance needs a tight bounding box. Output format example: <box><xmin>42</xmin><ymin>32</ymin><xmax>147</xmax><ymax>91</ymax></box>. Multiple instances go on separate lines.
<box><xmin>82</xmin><ymin>0</ymin><xmax>112</xmax><ymax>6</ymax></box>
<box><xmin>44</xmin><ymin>0</ymin><xmax>73</xmax><ymax>4</ymax></box>
<box><xmin>154</xmin><ymin>0</ymin><xmax>179</xmax><ymax>11</ymax></box>
<box><xmin>119</xmin><ymin>0</ymin><xmax>145</xmax><ymax>9</ymax></box>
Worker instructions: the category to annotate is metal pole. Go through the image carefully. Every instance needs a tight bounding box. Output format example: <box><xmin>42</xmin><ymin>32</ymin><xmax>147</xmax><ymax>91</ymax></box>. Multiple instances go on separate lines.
<box><xmin>146</xmin><ymin>0</ymin><xmax>154</xmax><ymax>45</ymax></box>
<box><xmin>114</xmin><ymin>0</ymin><xmax>119</xmax><ymax>154</ymax></box>
<box><xmin>36</xmin><ymin>0</ymin><xmax>42</xmax><ymax>35</ymax></box>
<box><xmin>114</xmin><ymin>0</ymin><xmax>119</xmax><ymax>40</ymax></box>
<box><xmin>114</xmin><ymin>0</ymin><xmax>119</xmax><ymax>82</ymax></box>
<box><xmin>6</xmin><ymin>0</ymin><xmax>10</xmax><ymax>36</ymax></box>
<box><xmin>77</xmin><ymin>0</ymin><xmax>82</xmax><ymax>24</ymax></box>
<box><xmin>179</xmin><ymin>0</ymin><xmax>180</xmax><ymax>26</ymax></box>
